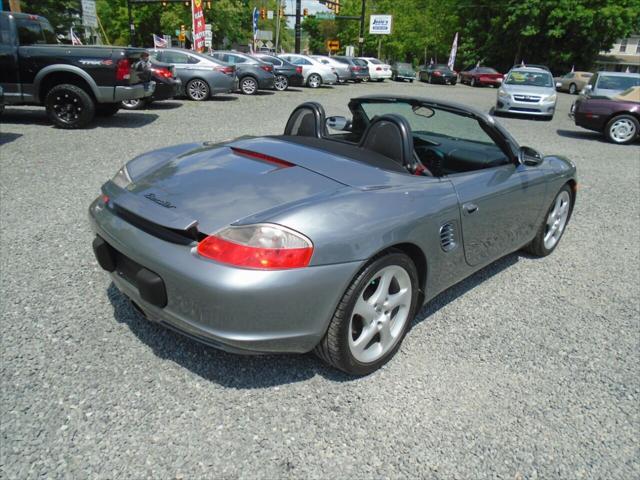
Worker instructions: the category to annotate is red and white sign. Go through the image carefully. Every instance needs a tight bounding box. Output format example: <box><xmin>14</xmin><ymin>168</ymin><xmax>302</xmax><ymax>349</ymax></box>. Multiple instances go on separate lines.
<box><xmin>192</xmin><ymin>0</ymin><xmax>206</xmax><ymax>52</ymax></box>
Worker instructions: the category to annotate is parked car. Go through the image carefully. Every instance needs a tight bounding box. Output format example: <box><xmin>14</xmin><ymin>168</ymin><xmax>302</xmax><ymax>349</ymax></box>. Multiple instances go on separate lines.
<box><xmin>570</xmin><ymin>86</ymin><xmax>640</xmax><ymax>144</ymax></box>
<box><xmin>493</xmin><ymin>67</ymin><xmax>557</xmax><ymax>120</ymax></box>
<box><xmin>358</xmin><ymin>57</ymin><xmax>392</xmax><ymax>82</ymax></box>
<box><xmin>279</xmin><ymin>53</ymin><xmax>337</xmax><ymax>88</ymax></box>
<box><xmin>90</xmin><ymin>95</ymin><xmax>577</xmax><ymax>375</ymax></box>
<box><xmin>312</xmin><ymin>55</ymin><xmax>352</xmax><ymax>83</ymax></box>
<box><xmin>554</xmin><ymin>71</ymin><xmax>593</xmax><ymax>94</ymax></box>
<box><xmin>209</xmin><ymin>51</ymin><xmax>275</xmax><ymax>95</ymax></box>
<box><xmin>0</xmin><ymin>85</ymin><xmax>4</xmax><ymax>115</ymax></box>
<box><xmin>149</xmin><ymin>48</ymin><xmax>235</xmax><ymax>100</ymax></box>
<box><xmin>581</xmin><ymin>71</ymin><xmax>640</xmax><ymax>98</ymax></box>
<box><xmin>459</xmin><ymin>66</ymin><xmax>503</xmax><ymax>87</ymax></box>
<box><xmin>0</xmin><ymin>11</ymin><xmax>154</xmax><ymax>128</ymax></box>
<box><xmin>390</xmin><ymin>62</ymin><xmax>415</xmax><ymax>82</ymax></box>
<box><xmin>418</xmin><ymin>64</ymin><xmax>457</xmax><ymax>85</ymax></box>
<box><xmin>331</xmin><ymin>56</ymin><xmax>370</xmax><ymax>82</ymax></box>
<box><xmin>121</xmin><ymin>61</ymin><xmax>181</xmax><ymax>110</ymax></box>
<box><xmin>251</xmin><ymin>53</ymin><xmax>303</xmax><ymax>91</ymax></box>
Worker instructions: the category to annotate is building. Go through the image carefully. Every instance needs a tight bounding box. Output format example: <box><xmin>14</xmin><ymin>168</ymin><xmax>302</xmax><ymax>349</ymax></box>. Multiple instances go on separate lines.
<box><xmin>595</xmin><ymin>34</ymin><xmax>640</xmax><ymax>73</ymax></box>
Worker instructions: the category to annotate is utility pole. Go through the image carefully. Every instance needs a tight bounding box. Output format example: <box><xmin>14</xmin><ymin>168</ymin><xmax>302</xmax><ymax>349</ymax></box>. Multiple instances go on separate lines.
<box><xmin>294</xmin><ymin>0</ymin><xmax>301</xmax><ymax>53</ymax></box>
<box><xmin>358</xmin><ymin>0</ymin><xmax>366</xmax><ymax>56</ymax></box>
<box><xmin>127</xmin><ymin>0</ymin><xmax>135</xmax><ymax>46</ymax></box>
<box><xmin>275</xmin><ymin>0</ymin><xmax>282</xmax><ymax>53</ymax></box>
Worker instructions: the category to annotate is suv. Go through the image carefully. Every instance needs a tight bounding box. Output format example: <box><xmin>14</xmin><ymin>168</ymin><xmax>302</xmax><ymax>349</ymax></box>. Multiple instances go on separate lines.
<box><xmin>0</xmin><ymin>11</ymin><xmax>154</xmax><ymax>128</ymax></box>
<box><xmin>494</xmin><ymin>67</ymin><xmax>557</xmax><ymax>120</ymax></box>
<box><xmin>582</xmin><ymin>72</ymin><xmax>640</xmax><ymax>98</ymax></box>
<box><xmin>209</xmin><ymin>51</ymin><xmax>275</xmax><ymax>95</ymax></box>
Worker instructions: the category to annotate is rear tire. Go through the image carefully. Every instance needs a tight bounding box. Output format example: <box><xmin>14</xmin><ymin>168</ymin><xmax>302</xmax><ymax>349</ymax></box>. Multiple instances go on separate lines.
<box><xmin>524</xmin><ymin>185</ymin><xmax>573</xmax><ymax>257</ymax></box>
<box><xmin>307</xmin><ymin>73</ymin><xmax>322</xmax><ymax>88</ymax></box>
<box><xmin>95</xmin><ymin>103</ymin><xmax>120</xmax><ymax>117</ymax></box>
<box><xmin>44</xmin><ymin>83</ymin><xmax>95</xmax><ymax>129</ymax></box>
<box><xmin>240</xmin><ymin>76</ymin><xmax>258</xmax><ymax>95</ymax></box>
<box><xmin>274</xmin><ymin>74</ymin><xmax>288</xmax><ymax>91</ymax></box>
<box><xmin>185</xmin><ymin>78</ymin><xmax>210</xmax><ymax>100</ymax></box>
<box><xmin>314</xmin><ymin>252</ymin><xmax>419</xmax><ymax>375</ymax></box>
<box><xmin>604</xmin><ymin>114</ymin><xmax>639</xmax><ymax>145</ymax></box>
<box><xmin>121</xmin><ymin>98</ymin><xmax>149</xmax><ymax>110</ymax></box>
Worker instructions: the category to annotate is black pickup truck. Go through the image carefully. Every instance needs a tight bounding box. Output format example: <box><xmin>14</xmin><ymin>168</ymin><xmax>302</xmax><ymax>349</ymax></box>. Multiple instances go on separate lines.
<box><xmin>0</xmin><ymin>11</ymin><xmax>155</xmax><ymax>128</ymax></box>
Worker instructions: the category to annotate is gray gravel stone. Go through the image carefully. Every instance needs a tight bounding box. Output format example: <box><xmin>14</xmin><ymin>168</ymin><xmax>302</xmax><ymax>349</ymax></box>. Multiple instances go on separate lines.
<box><xmin>1</xmin><ymin>81</ymin><xmax>638</xmax><ymax>479</ymax></box>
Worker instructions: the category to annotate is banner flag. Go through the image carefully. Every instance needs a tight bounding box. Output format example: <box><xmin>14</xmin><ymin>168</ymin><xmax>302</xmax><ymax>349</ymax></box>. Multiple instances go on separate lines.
<box><xmin>447</xmin><ymin>32</ymin><xmax>458</xmax><ymax>71</ymax></box>
<box><xmin>192</xmin><ymin>0</ymin><xmax>206</xmax><ymax>51</ymax></box>
<box><xmin>153</xmin><ymin>34</ymin><xmax>168</xmax><ymax>48</ymax></box>
<box><xmin>70</xmin><ymin>27</ymin><xmax>83</xmax><ymax>45</ymax></box>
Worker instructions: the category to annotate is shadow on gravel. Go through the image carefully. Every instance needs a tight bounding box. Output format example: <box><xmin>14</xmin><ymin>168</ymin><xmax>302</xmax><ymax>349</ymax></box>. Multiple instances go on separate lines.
<box><xmin>412</xmin><ymin>252</ymin><xmax>521</xmax><ymax>327</ymax></box>
<box><xmin>256</xmin><ymin>91</ymin><xmax>276</xmax><ymax>96</ymax></box>
<box><xmin>107</xmin><ymin>284</ymin><xmax>353</xmax><ymax>387</ymax></box>
<box><xmin>556</xmin><ymin>129</ymin><xmax>607</xmax><ymax>143</ymax></box>
<box><xmin>491</xmin><ymin>110</ymin><xmax>552</xmax><ymax>122</ymax></box>
<box><xmin>0</xmin><ymin>132</ymin><xmax>22</xmax><ymax>145</ymax></box>
<box><xmin>284</xmin><ymin>88</ymin><xmax>303</xmax><ymax>93</ymax></box>
<box><xmin>106</xmin><ymin>251</ymin><xmax>527</xmax><ymax>387</ymax></box>
<box><xmin>209</xmin><ymin>95</ymin><xmax>238</xmax><ymax>102</ymax></box>
<box><xmin>0</xmin><ymin>108</ymin><xmax>159</xmax><ymax>129</ymax></box>
<box><xmin>147</xmin><ymin>101</ymin><xmax>182</xmax><ymax>110</ymax></box>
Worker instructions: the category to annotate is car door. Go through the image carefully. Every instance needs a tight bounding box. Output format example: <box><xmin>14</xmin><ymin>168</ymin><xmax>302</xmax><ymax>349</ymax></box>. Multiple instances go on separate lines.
<box><xmin>441</xmin><ymin>115</ymin><xmax>548</xmax><ymax>266</ymax></box>
<box><xmin>0</xmin><ymin>13</ymin><xmax>20</xmax><ymax>101</ymax></box>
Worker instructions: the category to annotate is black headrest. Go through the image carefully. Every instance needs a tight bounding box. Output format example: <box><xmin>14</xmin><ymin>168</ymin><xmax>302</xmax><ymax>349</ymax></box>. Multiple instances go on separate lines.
<box><xmin>284</xmin><ymin>102</ymin><xmax>327</xmax><ymax>138</ymax></box>
<box><xmin>358</xmin><ymin>114</ymin><xmax>413</xmax><ymax>167</ymax></box>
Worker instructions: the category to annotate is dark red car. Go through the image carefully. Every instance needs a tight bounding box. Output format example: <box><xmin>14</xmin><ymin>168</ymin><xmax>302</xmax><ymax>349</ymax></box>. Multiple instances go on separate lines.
<box><xmin>570</xmin><ymin>87</ymin><xmax>640</xmax><ymax>144</ymax></box>
<box><xmin>459</xmin><ymin>66</ymin><xmax>504</xmax><ymax>87</ymax></box>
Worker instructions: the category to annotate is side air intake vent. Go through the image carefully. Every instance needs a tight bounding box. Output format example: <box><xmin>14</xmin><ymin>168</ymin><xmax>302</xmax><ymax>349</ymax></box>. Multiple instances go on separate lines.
<box><xmin>439</xmin><ymin>222</ymin><xmax>457</xmax><ymax>252</ymax></box>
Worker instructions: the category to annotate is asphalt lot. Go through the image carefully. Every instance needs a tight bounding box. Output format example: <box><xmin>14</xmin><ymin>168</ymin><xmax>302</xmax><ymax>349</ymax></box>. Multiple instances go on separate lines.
<box><xmin>1</xmin><ymin>80</ymin><xmax>639</xmax><ymax>479</ymax></box>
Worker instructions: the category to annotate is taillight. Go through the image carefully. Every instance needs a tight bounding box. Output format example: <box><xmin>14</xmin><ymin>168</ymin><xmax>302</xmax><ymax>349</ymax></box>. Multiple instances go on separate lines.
<box><xmin>260</xmin><ymin>65</ymin><xmax>273</xmax><ymax>73</ymax></box>
<box><xmin>376</xmin><ymin>66</ymin><xmax>382</xmax><ymax>71</ymax></box>
<box><xmin>433</xmin><ymin>71</ymin><xmax>442</xmax><ymax>76</ymax></box>
<box><xmin>350</xmin><ymin>66</ymin><xmax>360</xmax><ymax>71</ymax></box>
<box><xmin>295</xmin><ymin>66</ymin><xmax>302</xmax><ymax>74</ymax></box>
<box><xmin>231</xmin><ymin>147</ymin><xmax>294</xmax><ymax>168</ymax></box>
<box><xmin>115</xmin><ymin>58</ymin><xmax>131</xmax><ymax>81</ymax></box>
<box><xmin>151</xmin><ymin>67</ymin><xmax>173</xmax><ymax>79</ymax></box>
<box><xmin>215</xmin><ymin>65</ymin><xmax>235</xmax><ymax>75</ymax></box>
<box><xmin>197</xmin><ymin>224</ymin><xmax>314</xmax><ymax>269</ymax></box>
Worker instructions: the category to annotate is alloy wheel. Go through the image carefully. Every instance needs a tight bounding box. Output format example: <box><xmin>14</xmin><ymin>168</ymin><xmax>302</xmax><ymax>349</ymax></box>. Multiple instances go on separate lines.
<box><xmin>187</xmin><ymin>80</ymin><xmax>209</xmax><ymax>100</ymax></box>
<box><xmin>308</xmin><ymin>74</ymin><xmax>321</xmax><ymax>88</ymax></box>
<box><xmin>122</xmin><ymin>99</ymin><xmax>141</xmax><ymax>109</ymax></box>
<box><xmin>348</xmin><ymin>265</ymin><xmax>412</xmax><ymax>363</ymax></box>
<box><xmin>274</xmin><ymin>75</ymin><xmax>288</xmax><ymax>91</ymax></box>
<box><xmin>609</xmin><ymin>118</ymin><xmax>637</xmax><ymax>143</ymax></box>
<box><xmin>544</xmin><ymin>190</ymin><xmax>571</xmax><ymax>250</ymax></box>
<box><xmin>241</xmin><ymin>77</ymin><xmax>257</xmax><ymax>94</ymax></box>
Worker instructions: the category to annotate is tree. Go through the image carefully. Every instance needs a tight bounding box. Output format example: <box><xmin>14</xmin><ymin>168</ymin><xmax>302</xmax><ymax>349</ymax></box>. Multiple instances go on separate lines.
<box><xmin>21</xmin><ymin>0</ymin><xmax>82</xmax><ymax>34</ymax></box>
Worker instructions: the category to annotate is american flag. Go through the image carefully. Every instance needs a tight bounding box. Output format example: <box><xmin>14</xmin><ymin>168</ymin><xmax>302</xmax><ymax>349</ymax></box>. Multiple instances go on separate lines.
<box><xmin>70</xmin><ymin>27</ymin><xmax>82</xmax><ymax>46</ymax></box>
<box><xmin>153</xmin><ymin>34</ymin><xmax>168</xmax><ymax>48</ymax></box>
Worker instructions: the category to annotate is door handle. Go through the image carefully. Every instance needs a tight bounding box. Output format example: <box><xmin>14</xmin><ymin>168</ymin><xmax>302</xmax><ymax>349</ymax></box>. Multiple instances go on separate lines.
<box><xmin>463</xmin><ymin>203</ymin><xmax>479</xmax><ymax>214</ymax></box>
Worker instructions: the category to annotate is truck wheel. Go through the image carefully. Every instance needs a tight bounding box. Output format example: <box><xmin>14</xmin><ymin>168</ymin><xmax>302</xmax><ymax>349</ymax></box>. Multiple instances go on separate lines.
<box><xmin>95</xmin><ymin>103</ymin><xmax>121</xmax><ymax>117</ymax></box>
<box><xmin>45</xmin><ymin>84</ymin><xmax>95</xmax><ymax>129</ymax></box>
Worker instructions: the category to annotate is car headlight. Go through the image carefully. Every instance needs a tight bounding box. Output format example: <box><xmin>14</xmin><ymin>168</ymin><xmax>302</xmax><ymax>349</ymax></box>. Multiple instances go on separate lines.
<box><xmin>197</xmin><ymin>223</ymin><xmax>314</xmax><ymax>269</ymax></box>
<box><xmin>547</xmin><ymin>93</ymin><xmax>557</xmax><ymax>102</ymax></box>
<box><xmin>111</xmin><ymin>165</ymin><xmax>132</xmax><ymax>189</ymax></box>
<box><xmin>497</xmin><ymin>88</ymin><xmax>509</xmax><ymax>98</ymax></box>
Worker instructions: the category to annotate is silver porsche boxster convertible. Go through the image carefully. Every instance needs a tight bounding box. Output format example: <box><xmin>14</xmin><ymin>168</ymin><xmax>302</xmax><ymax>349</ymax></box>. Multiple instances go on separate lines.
<box><xmin>90</xmin><ymin>95</ymin><xmax>577</xmax><ymax>375</ymax></box>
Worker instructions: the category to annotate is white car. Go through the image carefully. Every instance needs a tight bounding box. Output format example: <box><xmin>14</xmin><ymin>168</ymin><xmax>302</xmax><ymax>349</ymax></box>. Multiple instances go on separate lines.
<box><xmin>279</xmin><ymin>54</ymin><xmax>338</xmax><ymax>88</ymax></box>
<box><xmin>359</xmin><ymin>57</ymin><xmax>392</xmax><ymax>82</ymax></box>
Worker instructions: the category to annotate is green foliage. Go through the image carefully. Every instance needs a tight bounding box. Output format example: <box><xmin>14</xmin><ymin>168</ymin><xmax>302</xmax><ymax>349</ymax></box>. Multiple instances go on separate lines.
<box><xmin>21</xmin><ymin>0</ymin><xmax>82</xmax><ymax>33</ymax></box>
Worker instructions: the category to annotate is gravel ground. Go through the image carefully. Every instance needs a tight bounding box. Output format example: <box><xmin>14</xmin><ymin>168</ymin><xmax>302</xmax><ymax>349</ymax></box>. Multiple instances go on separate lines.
<box><xmin>1</xmin><ymin>81</ymin><xmax>638</xmax><ymax>479</ymax></box>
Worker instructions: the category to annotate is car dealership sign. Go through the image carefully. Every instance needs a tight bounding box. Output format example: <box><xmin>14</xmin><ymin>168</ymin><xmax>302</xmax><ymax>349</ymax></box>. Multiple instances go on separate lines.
<box><xmin>369</xmin><ymin>15</ymin><xmax>392</xmax><ymax>35</ymax></box>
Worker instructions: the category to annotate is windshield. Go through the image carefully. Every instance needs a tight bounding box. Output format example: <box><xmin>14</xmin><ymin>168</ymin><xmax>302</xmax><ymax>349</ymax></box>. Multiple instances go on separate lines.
<box><xmin>598</xmin><ymin>75</ymin><xmax>640</xmax><ymax>91</ymax></box>
<box><xmin>367</xmin><ymin>58</ymin><xmax>382</xmax><ymax>64</ymax></box>
<box><xmin>505</xmin><ymin>71</ymin><xmax>552</xmax><ymax>87</ymax></box>
<box><xmin>477</xmin><ymin>67</ymin><xmax>498</xmax><ymax>74</ymax></box>
<box><xmin>397</xmin><ymin>63</ymin><xmax>412</xmax><ymax>69</ymax></box>
<box><xmin>353</xmin><ymin>59</ymin><xmax>368</xmax><ymax>67</ymax></box>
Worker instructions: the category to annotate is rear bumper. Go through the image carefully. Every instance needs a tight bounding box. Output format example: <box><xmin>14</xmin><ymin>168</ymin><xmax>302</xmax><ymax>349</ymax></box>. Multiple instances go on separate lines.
<box><xmin>89</xmin><ymin>199</ymin><xmax>361</xmax><ymax>354</ymax></box>
<box><xmin>211</xmin><ymin>75</ymin><xmax>236</xmax><ymax>95</ymax></box>
<box><xmin>289</xmin><ymin>74</ymin><xmax>304</xmax><ymax>86</ymax></box>
<box><xmin>431</xmin><ymin>76</ymin><xmax>456</xmax><ymax>85</ymax></box>
<box><xmin>153</xmin><ymin>78</ymin><xmax>181</xmax><ymax>101</ymax></box>
<box><xmin>112</xmin><ymin>81</ymin><xmax>156</xmax><ymax>102</ymax></box>
<box><xmin>258</xmin><ymin>76</ymin><xmax>275</xmax><ymax>90</ymax></box>
<box><xmin>370</xmin><ymin>70</ymin><xmax>392</xmax><ymax>80</ymax></box>
<box><xmin>394</xmin><ymin>74</ymin><xmax>414</xmax><ymax>81</ymax></box>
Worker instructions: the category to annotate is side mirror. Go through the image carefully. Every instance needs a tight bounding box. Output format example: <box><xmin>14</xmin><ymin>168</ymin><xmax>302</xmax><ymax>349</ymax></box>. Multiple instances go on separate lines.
<box><xmin>519</xmin><ymin>146</ymin><xmax>543</xmax><ymax>166</ymax></box>
<box><xmin>326</xmin><ymin>116</ymin><xmax>351</xmax><ymax>131</ymax></box>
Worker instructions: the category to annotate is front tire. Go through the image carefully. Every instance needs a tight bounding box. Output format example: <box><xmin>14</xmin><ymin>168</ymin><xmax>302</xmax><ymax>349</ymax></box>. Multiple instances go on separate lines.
<box><xmin>314</xmin><ymin>252</ymin><xmax>419</xmax><ymax>375</ymax></box>
<box><xmin>471</xmin><ymin>77</ymin><xmax>477</xmax><ymax>87</ymax></box>
<box><xmin>605</xmin><ymin>114</ymin><xmax>639</xmax><ymax>145</ymax></box>
<box><xmin>524</xmin><ymin>185</ymin><xmax>573</xmax><ymax>257</ymax></box>
<box><xmin>44</xmin><ymin>83</ymin><xmax>95</xmax><ymax>129</ymax></box>
<box><xmin>307</xmin><ymin>73</ymin><xmax>322</xmax><ymax>88</ymax></box>
<box><xmin>185</xmin><ymin>78</ymin><xmax>210</xmax><ymax>100</ymax></box>
<box><xmin>274</xmin><ymin>74</ymin><xmax>288</xmax><ymax>91</ymax></box>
